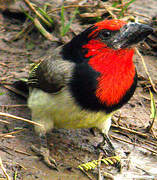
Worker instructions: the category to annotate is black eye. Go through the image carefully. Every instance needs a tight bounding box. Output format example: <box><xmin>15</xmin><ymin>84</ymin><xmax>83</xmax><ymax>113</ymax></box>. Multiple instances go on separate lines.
<box><xmin>102</xmin><ymin>31</ymin><xmax>111</xmax><ymax>37</ymax></box>
<box><xmin>99</xmin><ymin>30</ymin><xmax>111</xmax><ymax>40</ymax></box>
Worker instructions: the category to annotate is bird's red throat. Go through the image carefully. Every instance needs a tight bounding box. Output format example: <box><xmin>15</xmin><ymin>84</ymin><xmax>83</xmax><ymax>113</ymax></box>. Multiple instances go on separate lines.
<box><xmin>83</xmin><ymin>39</ymin><xmax>135</xmax><ymax>106</ymax></box>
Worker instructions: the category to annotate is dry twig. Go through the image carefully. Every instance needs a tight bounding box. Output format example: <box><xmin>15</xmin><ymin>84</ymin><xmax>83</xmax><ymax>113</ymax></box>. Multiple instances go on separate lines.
<box><xmin>0</xmin><ymin>157</ymin><xmax>11</xmax><ymax>180</ymax></box>
<box><xmin>0</xmin><ymin>112</ymin><xmax>43</xmax><ymax>127</ymax></box>
<box><xmin>98</xmin><ymin>153</ymin><xmax>103</xmax><ymax>180</ymax></box>
<box><xmin>104</xmin><ymin>6</ymin><xmax>117</xmax><ymax>19</ymax></box>
<box><xmin>0</xmin><ymin>129</ymin><xmax>25</xmax><ymax>138</ymax></box>
<box><xmin>3</xmin><ymin>146</ymin><xmax>31</xmax><ymax>156</ymax></box>
<box><xmin>135</xmin><ymin>48</ymin><xmax>157</xmax><ymax>93</ymax></box>
<box><xmin>79</xmin><ymin>168</ymin><xmax>93</xmax><ymax>180</ymax></box>
<box><xmin>3</xmin><ymin>85</ymin><xmax>27</xmax><ymax>98</ymax></box>
<box><xmin>48</xmin><ymin>4</ymin><xmax>96</xmax><ymax>13</ymax></box>
<box><xmin>23</xmin><ymin>0</ymin><xmax>51</xmax><ymax>27</ymax></box>
<box><xmin>111</xmin><ymin>135</ymin><xmax>157</xmax><ymax>155</ymax></box>
<box><xmin>0</xmin><ymin>119</ymin><xmax>10</xmax><ymax>124</ymax></box>
<box><xmin>111</xmin><ymin>124</ymin><xmax>148</xmax><ymax>138</ymax></box>
<box><xmin>140</xmin><ymin>94</ymin><xmax>157</xmax><ymax>104</ymax></box>
<box><xmin>0</xmin><ymin>104</ymin><xmax>27</xmax><ymax>108</ymax></box>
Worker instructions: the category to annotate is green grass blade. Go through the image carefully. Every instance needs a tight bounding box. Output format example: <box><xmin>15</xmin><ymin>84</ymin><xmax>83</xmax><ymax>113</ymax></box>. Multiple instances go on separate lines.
<box><xmin>37</xmin><ymin>7</ymin><xmax>53</xmax><ymax>24</ymax></box>
<box><xmin>119</xmin><ymin>0</ymin><xmax>136</xmax><ymax>18</ymax></box>
<box><xmin>20</xmin><ymin>6</ymin><xmax>34</xmax><ymax>21</ymax></box>
<box><xmin>150</xmin><ymin>90</ymin><xmax>156</xmax><ymax>119</ymax></box>
<box><xmin>124</xmin><ymin>0</ymin><xmax>136</xmax><ymax>9</ymax></box>
<box><xmin>61</xmin><ymin>7</ymin><xmax>78</xmax><ymax>36</ymax></box>
<box><xmin>61</xmin><ymin>5</ymin><xmax>65</xmax><ymax>30</ymax></box>
<box><xmin>33</xmin><ymin>18</ymin><xmax>53</xmax><ymax>41</ymax></box>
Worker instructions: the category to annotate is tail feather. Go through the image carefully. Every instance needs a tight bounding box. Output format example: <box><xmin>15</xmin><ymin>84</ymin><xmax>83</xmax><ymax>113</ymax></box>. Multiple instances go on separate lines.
<box><xmin>12</xmin><ymin>80</ymin><xmax>29</xmax><ymax>99</ymax></box>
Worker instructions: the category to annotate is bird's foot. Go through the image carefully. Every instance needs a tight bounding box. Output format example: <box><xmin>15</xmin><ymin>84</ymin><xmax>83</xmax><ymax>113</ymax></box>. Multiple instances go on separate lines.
<box><xmin>31</xmin><ymin>145</ymin><xmax>58</xmax><ymax>170</ymax></box>
<box><xmin>97</xmin><ymin>134</ymin><xmax>116</xmax><ymax>157</ymax></box>
<box><xmin>96</xmin><ymin>134</ymin><xmax>121</xmax><ymax>171</ymax></box>
<box><xmin>97</xmin><ymin>142</ymin><xmax>115</xmax><ymax>157</ymax></box>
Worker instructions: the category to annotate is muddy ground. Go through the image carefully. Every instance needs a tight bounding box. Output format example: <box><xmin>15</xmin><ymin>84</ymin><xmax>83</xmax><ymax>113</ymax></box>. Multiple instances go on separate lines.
<box><xmin>0</xmin><ymin>0</ymin><xmax>157</xmax><ymax>179</ymax></box>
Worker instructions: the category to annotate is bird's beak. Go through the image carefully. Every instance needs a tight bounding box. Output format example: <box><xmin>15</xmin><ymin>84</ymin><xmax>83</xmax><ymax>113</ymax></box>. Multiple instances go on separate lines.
<box><xmin>109</xmin><ymin>22</ymin><xmax>153</xmax><ymax>49</ymax></box>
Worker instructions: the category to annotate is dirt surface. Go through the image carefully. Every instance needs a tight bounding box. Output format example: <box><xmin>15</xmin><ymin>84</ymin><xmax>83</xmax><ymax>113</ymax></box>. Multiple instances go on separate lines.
<box><xmin>0</xmin><ymin>0</ymin><xmax>157</xmax><ymax>179</ymax></box>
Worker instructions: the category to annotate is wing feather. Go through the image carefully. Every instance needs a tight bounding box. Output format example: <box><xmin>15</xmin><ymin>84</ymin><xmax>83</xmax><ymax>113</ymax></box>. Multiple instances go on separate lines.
<box><xmin>28</xmin><ymin>47</ymin><xmax>74</xmax><ymax>93</ymax></box>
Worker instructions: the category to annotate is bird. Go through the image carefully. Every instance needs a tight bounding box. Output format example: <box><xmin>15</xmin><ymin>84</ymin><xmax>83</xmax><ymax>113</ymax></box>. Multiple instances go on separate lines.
<box><xmin>27</xmin><ymin>19</ymin><xmax>153</xmax><ymax>168</ymax></box>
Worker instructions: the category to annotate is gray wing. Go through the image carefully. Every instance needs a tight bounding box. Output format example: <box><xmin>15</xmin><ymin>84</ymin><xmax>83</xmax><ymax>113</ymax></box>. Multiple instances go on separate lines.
<box><xmin>28</xmin><ymin>47</ymin><xmax>75</xmax><ymax>93</ymax></box>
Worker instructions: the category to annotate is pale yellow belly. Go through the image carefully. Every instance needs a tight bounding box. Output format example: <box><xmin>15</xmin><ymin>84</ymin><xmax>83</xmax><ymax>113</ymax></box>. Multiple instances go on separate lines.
<box><xmin>28</xmin><ymin>88</ymin><xmax>113</xmax><ymax>134</ymax></box>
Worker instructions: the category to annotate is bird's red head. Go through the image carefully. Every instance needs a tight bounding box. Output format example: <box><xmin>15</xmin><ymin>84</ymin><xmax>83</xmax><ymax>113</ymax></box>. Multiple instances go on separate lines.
<box><xmin>82</xmin><ymin>20</ymin><xmax>134</xmax><ymax>106</ymax></box>
<box><xmin>64</xmin><ymin>19</ymin><xmax>153</xmax><ymax>111</ymax></box>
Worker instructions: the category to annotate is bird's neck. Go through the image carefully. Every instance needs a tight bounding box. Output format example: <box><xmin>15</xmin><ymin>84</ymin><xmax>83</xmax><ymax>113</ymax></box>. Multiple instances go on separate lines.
<box><xmin>83</xmin><ymin>39</ymin><xmax>135</xmax><ymax>106</ymax></box>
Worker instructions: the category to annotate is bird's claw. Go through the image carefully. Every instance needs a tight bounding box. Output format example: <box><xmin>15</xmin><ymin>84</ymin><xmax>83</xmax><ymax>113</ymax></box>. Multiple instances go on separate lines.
<box><xmin>96</xmin><ymin>134</ymin><xmax>116</xmax><ymax>156</ymax></box>
<box><xmin>97</xmin><ymin>142</ymin><xmax>116</xmax><ymax>157</ymax></box>
<box><xmin>31</xmin><ymin>145</ymin><xmax>58</xmax><ymax>170</ymax></box>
